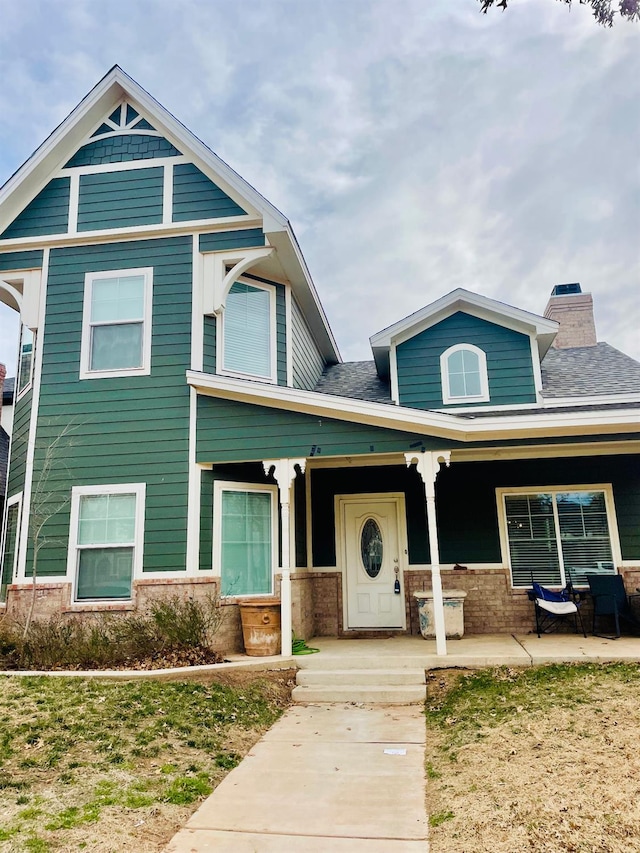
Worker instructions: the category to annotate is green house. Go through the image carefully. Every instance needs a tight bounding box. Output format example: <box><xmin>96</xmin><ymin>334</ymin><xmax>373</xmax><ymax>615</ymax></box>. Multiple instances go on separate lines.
<box><xmin>1</xmin><ymin>67</ymin><xmax>639</xmax><ymax>656</ymax></box>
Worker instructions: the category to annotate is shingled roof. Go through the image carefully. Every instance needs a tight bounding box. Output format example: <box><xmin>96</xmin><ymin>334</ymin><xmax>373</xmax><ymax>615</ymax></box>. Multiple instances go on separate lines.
<box><xmin>313</xmin><ymin>343</ymin><xmax>640</xmax><ymax>408</ymax></box>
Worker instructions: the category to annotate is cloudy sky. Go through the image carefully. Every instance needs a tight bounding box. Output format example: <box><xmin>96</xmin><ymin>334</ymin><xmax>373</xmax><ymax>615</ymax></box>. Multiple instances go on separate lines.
<box><xmin>0</xmin><ymin>0</ymin><xmax>638</xmax><ymax>377</ymax></box>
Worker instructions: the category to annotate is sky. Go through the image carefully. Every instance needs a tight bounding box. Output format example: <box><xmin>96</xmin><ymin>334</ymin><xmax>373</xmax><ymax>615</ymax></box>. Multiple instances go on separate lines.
<box><xmin>0</xmin><ymin>0</ymin><xmax>639</xmax><ymax>377</ymax></box>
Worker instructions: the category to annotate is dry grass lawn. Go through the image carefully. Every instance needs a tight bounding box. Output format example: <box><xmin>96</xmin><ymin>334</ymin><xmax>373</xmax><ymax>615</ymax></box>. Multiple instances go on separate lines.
<box><xmin>425</xmin><ymin>664</ymin><xmax>640</xmax><ymax>853</ymax></box>
<box><xmin>0</xmin><ymin>669</ymin><xmax>294</xmax><ymax>852</ymax></box>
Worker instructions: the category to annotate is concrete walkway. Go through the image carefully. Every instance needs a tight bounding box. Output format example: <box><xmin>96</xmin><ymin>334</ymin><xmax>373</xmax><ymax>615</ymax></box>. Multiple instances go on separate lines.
<box><xmin>166</xmin><ymin>703</ymin><xmax>428</xmax><ymax>852</ymax></box>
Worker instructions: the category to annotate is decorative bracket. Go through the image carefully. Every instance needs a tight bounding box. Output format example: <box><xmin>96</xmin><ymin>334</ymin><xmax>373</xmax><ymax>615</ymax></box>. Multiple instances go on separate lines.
<box><xmin>263</xmin><ymin>458</ymin><xmax>307</xmax><ymax>498</ymax></box>
<box><xmin>404</xmin><ymin>450</ymin><xmax>451</xmax><ymax>496</ymax></box>
<box><xmin>203</xmin><ymin>246</ymin><xmax>274</xmax><ymax>315</ymax></box>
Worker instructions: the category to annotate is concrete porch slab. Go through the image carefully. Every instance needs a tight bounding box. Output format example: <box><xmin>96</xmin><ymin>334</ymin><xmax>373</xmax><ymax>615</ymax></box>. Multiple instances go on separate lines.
<box><xmin>168</xmin><ymin>829</ymin><xmax>429</xmax><ymax>852</ymax></box>
<box><xmin>516</xmin><ymin>633</ymin><xmax>640</xmax><ymax>664</ymax></box>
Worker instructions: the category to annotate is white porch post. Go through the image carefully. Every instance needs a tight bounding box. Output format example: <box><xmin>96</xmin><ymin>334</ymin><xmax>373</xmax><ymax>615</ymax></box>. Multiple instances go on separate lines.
<box><xmin>263</xmin><ymin>458</ymin><xmax>306</xmax><ymax>657</ymax></box>
<box><xmin>404</xmin><ymin>451</ymin><xmax>451</xmax><ymax>656</ymax></box>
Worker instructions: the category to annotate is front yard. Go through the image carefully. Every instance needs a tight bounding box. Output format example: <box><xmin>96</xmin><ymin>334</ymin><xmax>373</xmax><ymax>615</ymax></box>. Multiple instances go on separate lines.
<box><xmin>425</xmin><ymin>663</ymin><xmax>640</xmax><ymax>853</ymax></box>
<box><xmin>0</xmin><ymin>671</ymin><xmax>294</xmax><ymax>852</ymax></box>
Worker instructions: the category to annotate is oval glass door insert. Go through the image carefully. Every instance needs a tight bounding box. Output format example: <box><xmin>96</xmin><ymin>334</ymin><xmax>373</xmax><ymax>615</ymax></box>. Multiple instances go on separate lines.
<box><xmin>361</xmin><ymin>518</ymin><xmax>383</xmax><ymax>578</ymax></box>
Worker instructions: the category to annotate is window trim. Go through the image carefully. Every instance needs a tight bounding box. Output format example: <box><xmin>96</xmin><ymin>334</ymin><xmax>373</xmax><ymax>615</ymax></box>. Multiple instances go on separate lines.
<box><xmin>1</xmin><ymin>493</ymin><xmax>23</xmax><ymax>601</ymax></box>
<box><xmin>66</xmin><ymin>483</ymin><xmax>146</xmax><ymax>602</ymax></box>
<box><xmin>80</xmin><ymin>268</ymin><xmax>153</xmax><ymax>380</ymax></box>
<box><xmin>213</xmin><ymin>480</ymin><xmax>278</xmax><ymax>598</ymax></box>
<box><xmin>496</xmin><ymin>483</ymin><xmax>622</xmax><ymax>589</ymax></box>
<box><xmin>16</xmin><ymin>325</ymin><xmax>35</xmax><ymax>400</ymax></box>
<box><xmin>217</xmin><ymin>278</ymin><xmax>277</xmax><ymax>383</ymax></box>
<box><xmin>440</xmin><ymin>343</ymin><xmax>489</xmax><ymax>405</ymax></box>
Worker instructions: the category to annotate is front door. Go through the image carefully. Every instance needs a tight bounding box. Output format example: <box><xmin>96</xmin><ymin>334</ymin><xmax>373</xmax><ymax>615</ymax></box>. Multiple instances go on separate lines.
<box><xmin>339</xmin><ymin>495</ymin><xmax>406</xmax><ymax>630</ymax></box>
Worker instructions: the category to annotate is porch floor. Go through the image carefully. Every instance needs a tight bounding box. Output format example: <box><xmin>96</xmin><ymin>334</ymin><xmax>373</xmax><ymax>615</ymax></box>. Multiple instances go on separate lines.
<box><xmin>300</xmin><ymin>633</ymin><xmax>640</xmax><ymax>668</ymax></box>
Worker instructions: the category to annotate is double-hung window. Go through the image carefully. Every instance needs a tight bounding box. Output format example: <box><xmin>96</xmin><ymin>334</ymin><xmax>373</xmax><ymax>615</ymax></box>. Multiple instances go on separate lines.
<box><xmin>499</xmin><ymin>487</ymin><xmax>618</xmax><ymax>588</ymax></box>
<box><xmin>80</xmin><ymin>268</ymin><xmax>152</xmax><ymax>378</ymax></box>
<box><xmin>67</xmin><ymin>484</ymin><xmax>145</xmax><ymax>601</ymax></box>
<box><xmin>17</xmin><ymin>325</ymin><xmax>34</xmax><ymax>396</ymax></box>
<box><xmin>440</xmin><ymin>343</ymin><xmax>489</xmax><ymax>404</ymax></box>
<box><xmin>213</xmin><ymin>482</ymin><xmax>277</xmax><ymax>597</ymax></box>
<box><xmin>1</xmin><ymin>495</ymin><xmax>22</xmax><ymax>602</ymax></box>
<box><xmin>221</xmin><ymin>280</ymin><xmax>276</xmax><ymax>381</ymax></box>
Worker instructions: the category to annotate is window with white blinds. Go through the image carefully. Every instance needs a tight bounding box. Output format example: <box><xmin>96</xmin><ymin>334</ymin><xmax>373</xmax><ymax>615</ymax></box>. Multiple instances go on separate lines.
<box><xmin>222</xmin><ymin>281</ymin><xmax>274</xmax><ymax>379</ymax></box>
<box><xmin>502</xmin><ymin>489</ymin><xmax>616</xmax><ymax>588</ymax></box>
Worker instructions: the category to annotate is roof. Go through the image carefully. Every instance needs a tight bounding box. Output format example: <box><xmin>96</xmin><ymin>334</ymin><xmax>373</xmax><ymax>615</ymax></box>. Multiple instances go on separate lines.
<box><xmin>313</xmin><ymin>343</ymin><xmax>640</xmax><ymax>411</ymax></box>
<box><xmin>541</xmin><ymin>343</ymin><xmax>640</xmax><ymax>398</ymax></box>
<box><xmin>369</xmin><ymin>288</ymin><xmax>558</xmax><ymax>378</ymax></box>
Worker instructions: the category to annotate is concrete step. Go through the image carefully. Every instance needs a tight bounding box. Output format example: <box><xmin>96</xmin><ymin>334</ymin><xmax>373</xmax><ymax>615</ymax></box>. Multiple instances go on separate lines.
<box><xmin>292</xmin><ymin>684</ymin><xmax>427</xmax><ymax>705</ymax></box>
<box><xmin>295</xmin><ymin>655</ymin><xmax>430</xmax><ymax>671</ymax></box>
<box><xmin>296</xmin><ymin>668</ymin><xmax>426</xmax><ymax>687</ymax></box>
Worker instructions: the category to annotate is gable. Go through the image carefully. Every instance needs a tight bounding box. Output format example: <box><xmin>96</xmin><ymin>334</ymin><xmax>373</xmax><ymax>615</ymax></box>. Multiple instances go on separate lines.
<box><xmin>396</xmin><ymin>311</ymin><xmax>537</xmax><ymax>409</ymax></box>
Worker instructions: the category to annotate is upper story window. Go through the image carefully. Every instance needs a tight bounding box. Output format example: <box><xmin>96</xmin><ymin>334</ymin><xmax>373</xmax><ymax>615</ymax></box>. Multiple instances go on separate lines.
<box><xmin>220</xmin><ymin>280</ymin><xmax>276</xmax><ymax>381</ymax></box>
<box><xmin>440</xmin><ymin>343</ymin><xmax>489</xmax><ymax>404</ymax></box>
<box><xmin>80</xmin><ymin>268</ymin><xmax>152</xmax><ymax>379</ymax></box>
<box><xmin>17</xmin><ymin>325</ymin><xmax>35</xmax><ymax>397</ymax></box>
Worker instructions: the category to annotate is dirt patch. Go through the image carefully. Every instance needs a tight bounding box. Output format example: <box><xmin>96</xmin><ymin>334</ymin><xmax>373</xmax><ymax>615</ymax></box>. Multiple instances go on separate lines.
<box><xmin>425</xmin><ymin>665</ymin><xmax>640</xmax><ymax>853</ymax></box>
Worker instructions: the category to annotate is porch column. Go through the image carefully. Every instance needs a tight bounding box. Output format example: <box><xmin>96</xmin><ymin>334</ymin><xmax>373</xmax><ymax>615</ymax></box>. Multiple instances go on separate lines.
<box><xmin>263</xmin><ymin>458</ymin><xmax>306</xmax><ymax>657</ymax></box>
<box><xmin>404</xmin><ymin>451</ymin><xmax>451</xmax><ymax>656</ymax></box>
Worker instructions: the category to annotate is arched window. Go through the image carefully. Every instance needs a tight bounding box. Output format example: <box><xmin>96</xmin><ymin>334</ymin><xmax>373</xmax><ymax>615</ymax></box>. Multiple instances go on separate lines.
<box><xmin>440</xmin><ymin>343</ymin><xmax>489</xmax><ymax>404</ymax></box>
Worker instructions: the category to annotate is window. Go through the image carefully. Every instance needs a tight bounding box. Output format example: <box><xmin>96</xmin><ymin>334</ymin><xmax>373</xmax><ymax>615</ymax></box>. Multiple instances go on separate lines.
<box><xmin>221</xmin><ymin>280</ymin><xmax>276</xmax><ymax>380</ymax></box>
<box><xmin>1</xmin><ymin>496</ymin><xmax>22</xmax><ymax>602</ymax></box>
<box><xmin>499</xmin><ymin>487</ymin><xmax>618</xmax><ymax>588</ymax></box>
<box><xmin>67</xmin><ymin>484</ymin><xmax>145</xmax><ymax>601</ymax></box>
<box><xmin>17</xmin><ymin>325</ymin><xmax>34</xmax><ymax>395</ymax></box>
<box><xmin>213</xmin><ymin>482</ymin><xmax>277</xmax><ymax>597</ymax></box>
<box><xmin>80</xmin><ymin>268</ymin><xmax>152</xmax><ymax>378</ymax></box>
<box><xmin>440</xmin><ymin>343</ymin><xmax>489</xmax><ymax>404</ymax></box>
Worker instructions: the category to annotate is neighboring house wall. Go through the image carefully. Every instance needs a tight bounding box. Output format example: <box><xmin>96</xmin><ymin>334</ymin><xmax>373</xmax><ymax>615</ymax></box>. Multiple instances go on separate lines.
<box><xmin>291</xmin><ymin>296</ymin><xmax>325</xmax><ymax>390</ymax></box>
<box><xmin>396</xmin><ymin>312</ymin><xmax>537</xmax><ymax>409</ymax></box>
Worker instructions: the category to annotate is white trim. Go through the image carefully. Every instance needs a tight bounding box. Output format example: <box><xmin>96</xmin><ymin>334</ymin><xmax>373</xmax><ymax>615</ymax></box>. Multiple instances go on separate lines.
<box><xmin>79</xmin><ymin>267</ymin><xmax>153</xmax><ymax>380</ymax></box>
<box><xmin>191</xmin><ymin>234</ymin><xmax>204</xmax><ymax>372</ymax></box>
<box><xmin>1</xmin><ymin>493</ymin><xmax>23</xmax><ymax>593</ymax></box>
<box><xmin>57</xmin><ymin>155</ymin><xmax>191</xmax><ymax>178</ymax></box>
<box><xmin>162</xmin><ymin>163</ymin><xmax>173</xmax><ymax>225</ymax></box>
<box><xmin>496</xmin><ymin>483</ymin><xmax>622</xmax><ymax>589</ymax></box>
<box><xmin>440</xmin><ymin>343</ymin><xmax>490</xmax><ymax>405</ymax></box>
<box><xmin>15</xmin><ymin>324</ymin><xmax>35</xmax><ymax>401</ymax></box>
<box><xmin>0</xmin><ymin>276</ymin><xmax>23</xmax><ymax>311</ymax></box>
<box><xmin>65</xmin><ymin>482</ymin><xmax>146</xmax><ymax>602</ymax></box>
<box><xmin>217</xmin><ymin>278</ymin><xmax>278</xmax><ymax>383</ymax></box>
<box><xmin>389</xmin><ymin>343</ymin><xmax>399</xmax><ymax>405</ymax></box>
<box><xmin>186</xmin><ymin>387</ymin><xmax>200</xmax><ymax>576</ymax></box>
<box><xmin>187</xmin><ymin>370</ymin><xmax>640</xmax><ymax>441</ymax></box>
<box><xmin>212</xmin><ymin>480</ymin><xmax>279</xmax><ymax>598</ymax></box>
<box><xmin>68</xmin><ymin>172</ymin><xmax>80</xmax><ymax>235</ymax></box>
<box><xmin>530</xmin><ymin>334</ymin><xmax>544</xmax><ymax>402</ymax></box>
<box><xmin>17</xmin><ymin>248</ymin><xmax>49</xmax><ymax>582</ymax></box>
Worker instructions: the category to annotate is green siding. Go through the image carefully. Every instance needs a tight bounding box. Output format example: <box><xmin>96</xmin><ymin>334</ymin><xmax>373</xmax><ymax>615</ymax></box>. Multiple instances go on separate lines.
<box><xmin>291</xmin><ymin>296</ymin><xmax>325</xmax><ymax>390</ymax></box>
<box><xmin>7</xmin><ymin>389</ymin><xmax>31</xmax><ymax>497</ymax></box>
<box><xmin>276</xmin><ymin>284</ymin><xmax>287</xmax><ymax>385</ymax></box>
<box><xmin>1</xmin><ymin>178</ymin><xmax>70</xmax><ymax>239</ymax></box>
<box><xmin>196</xmin><ymin>396</ymin><xmax>460</xmax><ymax>464</ymax></box>
<box><xmin>396</xmin><ymin>312</ymin><xmax>537</xmax><ymax>409</ymax></box>
<box><xmin>77</xmin><ymin>168</ymin><xmax>164</xmax><ymax>231</ymax></box>
<box><xmin>199</xmin><ymin>229</ymin><xmax>265</xmax><ymax>253</ymax></box>
<box><xmin>65</xmin><ymin>135</ymin><xmax>181</xmax><ymax>168</ymax></box>
<box><xmin>199</xmin><ymin>469</ymin><xmax>213</xmax><ymax>571</ymax></box>
<box><xmin>27</xmin><ymin>236</ymin><xmax>192</xmax><ymax>579</ymax></box>
<box><xmin>0</xmin><ymin>250</ymin><xmax>44</xmax><ymax>271</ymax></box>
<box><xmin>203</xmin><ymin>315</ymin><xmax>217</xmax><ymax>374</ymax></box>
<box><xmin>172</xmin><ymin>163</ymin><xmax>246</xmax><ymax>221</ymax></box>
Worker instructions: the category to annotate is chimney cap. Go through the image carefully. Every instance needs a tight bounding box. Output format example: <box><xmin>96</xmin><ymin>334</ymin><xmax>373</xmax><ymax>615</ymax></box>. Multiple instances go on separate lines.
<box><xmin>551</xmin><ymin>283</ymin><xmax>582</xmax><ymax>296</ymax></box>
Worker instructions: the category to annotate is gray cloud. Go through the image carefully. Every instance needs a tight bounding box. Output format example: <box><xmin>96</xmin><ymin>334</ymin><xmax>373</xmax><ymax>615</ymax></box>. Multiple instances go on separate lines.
<box><xmin>0</xmin><ymin>0</ymin><xmax>638</xmax><ymax>376</ymax></box>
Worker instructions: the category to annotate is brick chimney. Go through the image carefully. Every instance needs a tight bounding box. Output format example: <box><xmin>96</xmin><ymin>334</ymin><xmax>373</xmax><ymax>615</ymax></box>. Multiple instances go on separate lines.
<box><xmin>543</xmin><ymin>283</ymin><xmax>597</xmax><ymax>349</ymax></box>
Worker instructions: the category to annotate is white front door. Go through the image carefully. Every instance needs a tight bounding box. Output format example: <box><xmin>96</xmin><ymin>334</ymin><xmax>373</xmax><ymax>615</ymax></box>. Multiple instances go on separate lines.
<box><xmin>339</xmin><ymin>495</ymin><xmax>406</xmax><ymax>630</ymax></box>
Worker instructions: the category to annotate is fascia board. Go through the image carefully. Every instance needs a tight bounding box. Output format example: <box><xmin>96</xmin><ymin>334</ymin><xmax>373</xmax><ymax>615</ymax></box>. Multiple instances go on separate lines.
<box><xmin>186</xmin><ymin>370</ymin><xmax>640</xmax><ymax>442</ymax></box>
<box><xmin>0</xmin><ymin>66</ymin><xmax>288</xmax><ymax>236</ymax></box>
<box><xmin>266</xmin><ymin>226</ymin><xmax>341</xmax><ymax>364</ymax></box>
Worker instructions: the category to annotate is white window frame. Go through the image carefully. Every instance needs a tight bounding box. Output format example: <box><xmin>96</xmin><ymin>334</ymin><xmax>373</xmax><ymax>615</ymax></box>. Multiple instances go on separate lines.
<box><xmin>66</xmin><ymin>483</ymin><xmax>146</xmax><ymax>602</ymax></box>
<box><xmin>217</xmin><ymin>278</ymin><xmax>277</xmax><ymax>383</ymax></box>
<box><xmin>16</xmin><ymin>325</ymin><xmax>35</xmax><ymax>400</ymax></box>
<box><xmin>1</xmin><ymin>493</ymin><xmax>23</xmax><ymax>598</ymax></box>
<box><xmin>496</xmin><ymin>483</ymin><xmax>622</xmax><ymax>589</ymax></box>
<box><xmin>80</xmin><ymin>268</ymin><xmax>153</xmax><ymax>380</ymax></box>
<box><xmin>213</xmin><ymin>480</ymin><xmax>278</xmax><ymax>598</ymax></box>
<box><xmin>440</xmin><ymin>343</ymin><xmax>489</xmax><ymax>404</ymax></box>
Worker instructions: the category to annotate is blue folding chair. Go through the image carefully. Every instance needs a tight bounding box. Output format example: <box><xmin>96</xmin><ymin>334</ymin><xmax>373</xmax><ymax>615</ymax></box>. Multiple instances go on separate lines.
<box><xmin>528</xmin><ymin>581</ymin><xmax>586</xmax><ymax>638</ymax></box>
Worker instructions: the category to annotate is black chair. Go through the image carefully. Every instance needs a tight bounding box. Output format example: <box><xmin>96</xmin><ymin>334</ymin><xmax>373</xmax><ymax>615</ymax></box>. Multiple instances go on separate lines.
<box><xmin>528</xmin><ymin>580</ymin><xmax>586</xmax><ymax>638</ymax></box>
<box><xmin>586</xmin><ymin>574</ymin><xmax>640</xmax><ymax>639</ymax></box>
